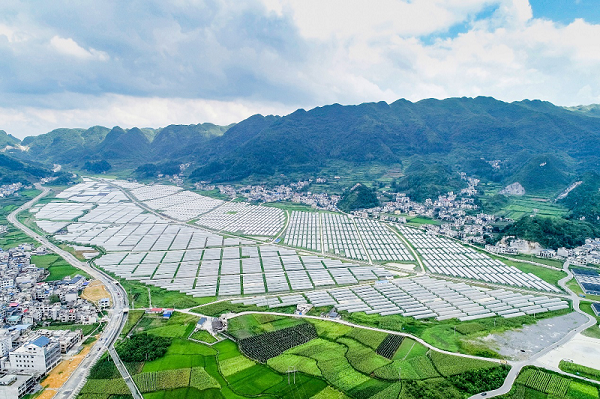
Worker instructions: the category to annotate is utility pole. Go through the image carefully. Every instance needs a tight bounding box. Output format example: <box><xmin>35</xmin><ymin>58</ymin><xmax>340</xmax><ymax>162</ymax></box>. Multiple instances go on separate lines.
<box><xmin>287</xmin><ymin>366</ymin><xmax>297</xmax><ymax>385</ymax></box>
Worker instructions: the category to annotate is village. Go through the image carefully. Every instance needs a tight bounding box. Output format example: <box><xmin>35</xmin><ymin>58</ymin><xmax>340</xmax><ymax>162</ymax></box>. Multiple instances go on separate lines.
<box><xmin>0</xmin><ymin>240</ymin><xmax>104</xmax><ymax>397</ymax></box>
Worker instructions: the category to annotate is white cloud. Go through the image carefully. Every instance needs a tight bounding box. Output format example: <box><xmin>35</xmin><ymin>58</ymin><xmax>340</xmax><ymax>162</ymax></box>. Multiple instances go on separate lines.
<box><xmin>2</xmin><ymin>0</ymin><xmax>600</xmax><ymax>138</ymax></box>
<box><xmin>276</xmin><ymin>0</ymin><xmax>497</xmax><ymax>39</ymax></box>
<box><xmin>50</xmin><ymin>36</ymin><xmax>109</xmax><ymax>61</ymax></box>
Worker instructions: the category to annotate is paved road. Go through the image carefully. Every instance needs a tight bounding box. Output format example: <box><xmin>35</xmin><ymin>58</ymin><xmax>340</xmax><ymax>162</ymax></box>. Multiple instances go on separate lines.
<box><xmin>469</xmin><ymin>261</ymin><xmax>598</xmax><ymax>398</ymax></box>
<box><xmin>8</xmin><ymin>185</ymin><xmax>141</xmax><ymax>399</ymax></box>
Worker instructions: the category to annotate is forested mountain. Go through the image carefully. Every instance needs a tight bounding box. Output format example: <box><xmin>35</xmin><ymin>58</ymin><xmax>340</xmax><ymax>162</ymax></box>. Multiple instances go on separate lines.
<box><xmin>0</xmin><ymin>131</ymin><xmax>20</xmax><ymax>148</ymax></box>
<box><xmin>4</xmin><ymin>97</ymin><xmax>600</xmax><ymax>187</ymax></box>
<box><xmin>0</xmin><ymin>154</ymin><xmax>53</xmax><ymax>184</ymax></box>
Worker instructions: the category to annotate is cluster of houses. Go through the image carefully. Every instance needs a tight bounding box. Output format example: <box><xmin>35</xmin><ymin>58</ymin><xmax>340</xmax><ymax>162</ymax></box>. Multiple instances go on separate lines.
<box><xmin>485</xmin><ymin>238</ymin><xmax>600</xmax><ymax>266</ymax></box>
<box><xmin>195</xmin><ymin>180</ymin><xmax>341</xmax><ymax>210</ymax></box>
<box><xmin>0</xmin><ymin>243</ymin><xmax>98</xmax><ymax>397</ymax></box>
<box><xmin>0</xmin><ymin>183</ymin><xmax>25</xmax><ymax>198</ymax></box>
<box><xmin>1</xmin><ymin>245</ymin><xmax>100</xmax><ymax>327</ymax></box>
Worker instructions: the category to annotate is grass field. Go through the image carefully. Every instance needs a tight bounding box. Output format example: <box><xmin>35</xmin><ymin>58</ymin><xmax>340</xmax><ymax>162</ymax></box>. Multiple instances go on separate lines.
<box><xmin>192</xmin><ymin>301</ymin><xmax>296</xmax><ymax>317</ymax></box>
<box><xmin>263</xmin><ymin>201</ymin><xmax>318</xmax><ymax>212</ymax></box>
<box><xmin>30</xmin><ymin>254</ymin><xmax>91</xmax><ymax>281</ymax></box>
<box><xmin>503</xmin><ymin>366</ymin><xmax>600</xmax><ymax>399</ymax></box>
<box><xmin>509</xmin><ymin>254</ymin><xmax>565</xmax><ymax>269</ymax></box>
<box><xmin>579</xmin><ymin>303</ymin><xmax>600</xmax><ymax>340</ymax></box>
<box><xmin>497</xmin><ymin>196</ymin><xmax>568</xmax><ymax>220</ymax></box>
<box><xmin>0</xmin><ymin>189</ymin><xmax>42</xmax><ymax>249</ymax></box>
<box><xmin>567</xmin><ymin>279</ymin><xmax>600</xmax><ymax>302</ymax></box>
<box><xmin>227</xmin><ymin>313</ymin><xmax>304</xmax><ymax>339</ymax></box>
<box><xmin>120</xmin><ymin>310</ymin><xmax>145</xmax><ymax>337</ymax></box>
<box><xmin>559</xmin><ymin>360</ymin><xmax>600</xmax><ymax>383</ymax></box>
<box><xmin>189</xmin><ymin>330</ymin><xmax>217</xmax><ymax>343</ymax></box>
<box><xmin>109</xmin><ymin>273</ymin><xmax>213</xmax><ymax>309</ymax></box>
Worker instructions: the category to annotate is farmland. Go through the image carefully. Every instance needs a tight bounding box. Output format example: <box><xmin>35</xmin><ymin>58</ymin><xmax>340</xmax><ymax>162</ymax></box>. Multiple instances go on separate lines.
<box><xmin>501</xmin><ymin>367</ymin><xmax>600</xmax><ymax>399</ymax></box>
<box><xmin>30</xmin><ymin>254</ymin><xmax>91</xmax><ymax>281</ymax></box>
<box><xmin>79</xmin><ymin>311</ymin><xmax>511</xmax><ymax>398</ymax></box>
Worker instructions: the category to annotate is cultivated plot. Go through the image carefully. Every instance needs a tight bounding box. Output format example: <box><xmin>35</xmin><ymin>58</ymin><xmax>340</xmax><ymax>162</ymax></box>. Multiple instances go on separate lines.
<box><xmin>236</xmin><ymin>276</ymin><xmax>569</xmax><ymax>321</ymax></box>
<box><xmin>196</xmin><ymin>202</ymin><xmax>284</xmax><ymax>237</ymax></box>
<box><xmin>94</xmin><ymin>244</ymin><xmax>391</xmax><ymax>297</ymax></box>
<box><xmin>397</xmin><ymin>226</ymin><xmax>560</xmax><ymax>292</ymax></box>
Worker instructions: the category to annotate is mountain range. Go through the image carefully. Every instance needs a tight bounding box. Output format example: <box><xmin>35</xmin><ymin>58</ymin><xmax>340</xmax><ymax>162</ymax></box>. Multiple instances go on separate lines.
<box><xmin>3</xmin><ymin>97</ymin><xmax>600</xmax><ymax>193</ymax></box>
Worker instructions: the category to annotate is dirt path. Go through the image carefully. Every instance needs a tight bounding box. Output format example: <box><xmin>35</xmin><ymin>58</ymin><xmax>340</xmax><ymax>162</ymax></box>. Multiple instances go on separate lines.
<box><xmin>38</xmin><ymin>343</ymin><xmax>95</xmax><ymax>398</ymax></box>
<box><xmin>81</xmin><ymin>279</ymin><xmax>111</xmax><ymax>305</ymax></box>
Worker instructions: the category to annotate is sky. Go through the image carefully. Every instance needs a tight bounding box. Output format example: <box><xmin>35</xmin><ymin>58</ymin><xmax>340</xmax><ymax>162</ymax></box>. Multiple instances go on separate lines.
<box><xmin>1</xmin><ymin>0</ymin><xmax>600</xmax><ymax>138</ymax></box>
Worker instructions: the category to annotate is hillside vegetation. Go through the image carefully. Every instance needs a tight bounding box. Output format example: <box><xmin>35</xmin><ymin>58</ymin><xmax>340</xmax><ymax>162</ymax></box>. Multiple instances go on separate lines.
<box><xmin>499</xmin><ymin>216</ymin><xmax>600</xmax><ymax>249</ymax></box>
<box><xmin>337</xmin><ymin>184</ymin><xmax>380</xmax><ymax>212</ymax></box>
<box><xmin>3</xmin><ymin>97</ymin><xmax>600</xmax><ymax>186</ymax></box>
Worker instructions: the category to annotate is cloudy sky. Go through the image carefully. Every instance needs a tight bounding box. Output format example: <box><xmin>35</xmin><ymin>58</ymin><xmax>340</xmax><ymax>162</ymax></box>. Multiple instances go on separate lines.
<box><xmin>1</xmin><ymin>0</ymin><xmax>599</xmax><ymax>138</ymax></box>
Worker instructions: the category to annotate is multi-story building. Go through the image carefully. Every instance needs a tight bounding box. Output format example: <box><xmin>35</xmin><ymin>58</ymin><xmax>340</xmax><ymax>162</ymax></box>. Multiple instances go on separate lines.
<box><xmin>8</xmin><ymin>336</ymin><xmax>61</xmax><ymax>374</ymax></box>
<box><xmin>0</xmin><ymin>372</ymin><xmax>36</xmax><ymax>399</ymax></box>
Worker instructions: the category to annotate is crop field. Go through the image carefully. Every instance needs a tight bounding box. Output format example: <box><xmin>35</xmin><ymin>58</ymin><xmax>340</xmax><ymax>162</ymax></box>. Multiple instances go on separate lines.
<box><xmin>398</xmin><ymin>226</ymin><xmax>562</xmax><ymax>293</ymax></box>
<box><xmin>499</xmin><ymin>196</ymin><xmax>568</xmax><ymax>220</ymax></box>
<box><xmin>505</xmin><ymin>367</ymin><xmax>600</xmax><ymax>399</ymax></box>
<box><xmin>376</xmin><ymin>335</ymin><xmax>404</xmax><ymax>359</ymax></box>
<box><xmin>80</xmin><ymin>310</ymin><xmax>512</xmax><ymax>399</ymax></box>
<box><xmin>189</xmin><ymin>329</ymin><xmax>217</xmax><ymax>343</ymax></box>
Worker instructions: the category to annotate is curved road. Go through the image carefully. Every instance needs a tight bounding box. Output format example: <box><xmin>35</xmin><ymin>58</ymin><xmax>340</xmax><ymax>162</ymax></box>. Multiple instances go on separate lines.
<box><xmin>8</xmin><ymin>185</ymin><xmax>142</xmax><ymax>399</ymax></box>
<box><xmin>470</xmin><ymin>261</ymin><xmax>598</xmax><ymax>398</ymax></box>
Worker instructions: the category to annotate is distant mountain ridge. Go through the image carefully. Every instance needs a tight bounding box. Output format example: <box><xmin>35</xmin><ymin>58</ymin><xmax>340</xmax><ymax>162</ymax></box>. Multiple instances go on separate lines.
<box><xmin>4</xmin><ymin>97</ymin><xmax>600</xmax><ymax>191</ymax></box>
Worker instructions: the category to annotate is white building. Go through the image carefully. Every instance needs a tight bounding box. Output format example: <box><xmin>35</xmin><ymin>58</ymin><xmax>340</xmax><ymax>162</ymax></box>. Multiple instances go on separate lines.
<box><xmin>0</xmin><ymin>373</ymin><xmax>36</xmax><ymax>399</ymax></box>
<box><xmin>8</xmin><ymin>336</ymin><xmax>61</xmax><ymax>373</ymax></box>
<box><xmin>0</xmin><ymin>331</ymin><xmax>11</xmax><ymax>358</ymax></box>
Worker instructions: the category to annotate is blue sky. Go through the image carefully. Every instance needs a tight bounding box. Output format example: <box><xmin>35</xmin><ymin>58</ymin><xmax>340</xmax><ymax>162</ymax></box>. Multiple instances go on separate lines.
<box><xmin>0</xmin><ymin>0</ymin><xmax>599</xmax><ymax>138</ymax></box>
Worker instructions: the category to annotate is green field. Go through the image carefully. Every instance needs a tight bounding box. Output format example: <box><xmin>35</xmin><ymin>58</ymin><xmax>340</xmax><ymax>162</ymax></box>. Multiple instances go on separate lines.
<box><xmin>263</xmin><ymin>201</ymin><xmax>318</xmax><ymax>212</ymax></box>
<box><xmin>502</xmin><ymin>366</ymin><xmax>600</xmax><ymax>399</ymax></box>
<box><xmin>559</xmin><ymin>360</ymin><xmax>600</xmax><ymax>383</ymax></box>
<box><xmin>497</xmin><ymin>196</ymin><xmax>568</xmax><ymax>220</ymax></box>
<box><xmin>343</xmin><ymin>306</ymin><xmax>572</xmax><ymax>357</ymax></box>
<box><xmin>498</xmin><ymin>253</ymin><xmax>565</xmax><ymax>269</ymax></box>
<box><xmin>80</xmin><ymin>311</ymin><xmax>514</xmax><ymax>399</ymax></box>
<box><xmin>192</xmin><ymin>301</ymin><xmax>296</xmax><ymax>318</ymax></box>
<box><xmin>30</xmin><ymin>254</ymin><xmax>91</xmax><ymax>281</ymax></box>
<box><xmin>106</xmin><ymin>272</ymin><xmax>214</xmax><ymax>309</ymax></box>
<box><xmin>189</xmin><ymin>330</ymin><xmax>217</xmax><ymax>343</ymax></box>
<box><xmin>0</xmin><ymin>190</ymin><xmax>40</xmax><ymax>249</ymax></box>
<box><xmin>567</xmin><ymin>279</ymin><xmax>600</xmax><ymax>302</ymax></box>
<box><xmin>579</xmin><ymin>303</ymin><xmax>600</xmax><ymax>339</ymax></box>
<box><xmin>121</xmin><ymin>310</ymin><xmax>146</xmax><ymax>337</ymax></box>
<box><xmin>37</xmin><ymin>322</ymin><xmax>102</xmax><ymax>336</ymax></box>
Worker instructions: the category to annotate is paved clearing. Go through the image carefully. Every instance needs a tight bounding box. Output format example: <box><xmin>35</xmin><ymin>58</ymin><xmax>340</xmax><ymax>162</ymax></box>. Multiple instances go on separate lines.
<box><xmin>475</xmin><ymin>312</ymin><xmax>589</xmax><ymax>361</ymax></box>
<box><xmin>536</xmin><ymin>332</ymin><xmax>600</xmax><ymax>370</ymax></box>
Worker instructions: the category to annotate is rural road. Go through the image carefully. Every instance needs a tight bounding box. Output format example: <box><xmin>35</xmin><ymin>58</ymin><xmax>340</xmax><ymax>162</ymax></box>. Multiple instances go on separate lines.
<box><xmin>8</xmin><ymin>184</ymin><xmax>142</xmax><ymax>399</ymax></box>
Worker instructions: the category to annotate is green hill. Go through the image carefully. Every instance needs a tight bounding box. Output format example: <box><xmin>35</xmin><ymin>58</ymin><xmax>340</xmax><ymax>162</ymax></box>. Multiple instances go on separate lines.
<box><xmin>0</xmin><ymin>154</ymin><xmax>52</xmax><ymax>184</ymax></box>
<box><xmin>0</xmin><ymin>130</ymin><xmax>20</xmax><ymax>148</ymax></box>
<box><xmin>6</xmin><ymin>96</ymin><xmax>600</xmax><ymax>187</ymax></box>
<box><xmin>508</xmin><ymin>155</ymin><xmax>570</xmax><ymax>195</ymax></box>
<box><xmin>337</xmin><ymin>184</ymin><xmax>380</xmax><ymax>212</ymax></box>
<box><xmin>559</xmin><ymin>172</ymin><xmax>600</xmax><ymax>224</ymax></box>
